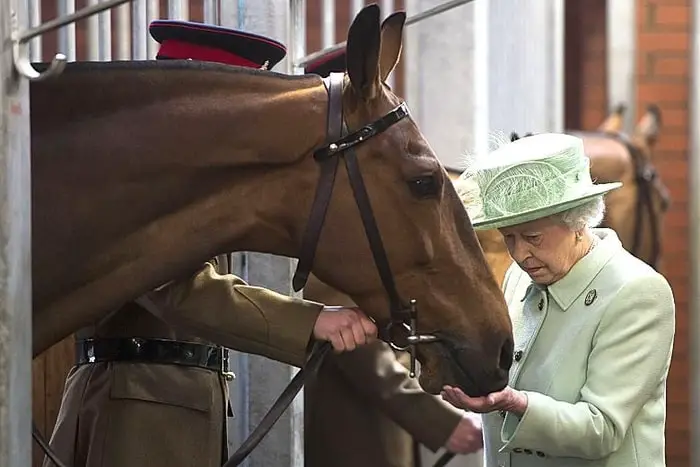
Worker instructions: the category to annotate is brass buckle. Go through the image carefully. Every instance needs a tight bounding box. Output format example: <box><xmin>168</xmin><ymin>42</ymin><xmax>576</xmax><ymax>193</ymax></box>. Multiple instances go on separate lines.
<box><xmin>220</xmin><ymin>349</ymin><xmax>235</xmax><ymax>381</ymax></box>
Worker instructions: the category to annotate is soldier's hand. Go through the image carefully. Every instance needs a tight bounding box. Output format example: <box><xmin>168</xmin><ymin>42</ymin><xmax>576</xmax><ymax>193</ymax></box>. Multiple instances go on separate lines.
<box><xmin>444</xmin><ymin>412</ymin><xmax>483</xmax><ymax>454</ymax></box>
<box><xmin>313</xmin><ymin>306</ymin><xmax>377</xmax><ymax>352</ymax></box>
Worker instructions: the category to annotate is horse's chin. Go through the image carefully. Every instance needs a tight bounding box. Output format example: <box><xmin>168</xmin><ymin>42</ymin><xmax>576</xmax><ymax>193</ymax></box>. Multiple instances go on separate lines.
<box><xmin>417</xmin><ymin>345</ymin><xmax>508</xmax><ymax>397</ymax></box>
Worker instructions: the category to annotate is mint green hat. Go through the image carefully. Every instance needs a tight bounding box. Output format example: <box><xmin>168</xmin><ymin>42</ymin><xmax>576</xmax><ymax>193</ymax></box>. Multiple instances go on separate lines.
<box><xmin>455</xmin><ymin>133</ymin><xmax>622</xmax><ymax>230</ymax></box>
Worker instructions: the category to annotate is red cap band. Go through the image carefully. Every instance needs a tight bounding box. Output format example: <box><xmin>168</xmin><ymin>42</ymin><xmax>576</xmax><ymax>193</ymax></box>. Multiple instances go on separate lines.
<box><xmin>157</xmin><ymin>39</ymin><xmax>262</xmax><ymax>68</ymax></box>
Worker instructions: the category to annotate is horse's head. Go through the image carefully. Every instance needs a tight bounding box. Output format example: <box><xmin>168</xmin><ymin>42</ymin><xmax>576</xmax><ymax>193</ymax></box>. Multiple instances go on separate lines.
<box><xmin>298</xmin><ymin>5</ymin><xmax>513</xmax><ymax>396</ymax></box>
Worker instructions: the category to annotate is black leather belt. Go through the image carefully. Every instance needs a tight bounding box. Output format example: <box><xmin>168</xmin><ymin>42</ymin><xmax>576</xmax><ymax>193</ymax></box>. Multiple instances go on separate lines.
<box><xmin>75</xmin><ymin>337</ymin><xmax>233</xmax><ymax>378</ymax></box>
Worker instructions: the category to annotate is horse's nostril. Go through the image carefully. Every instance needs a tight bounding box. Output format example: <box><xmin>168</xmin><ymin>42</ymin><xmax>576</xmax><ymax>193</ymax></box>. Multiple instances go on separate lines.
<box><xmin>499</xmin><ymin>336</ymin><xmax>514</xmax><ymax>371</ymax></box>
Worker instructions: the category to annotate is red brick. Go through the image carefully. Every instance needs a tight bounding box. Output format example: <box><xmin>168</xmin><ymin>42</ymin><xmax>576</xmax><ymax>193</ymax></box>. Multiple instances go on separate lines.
<box><xmin>637</xmin><ymin>53</ymin><xmax>653</xmax><ymax>76</ymax></box>
<box><xmin>648</xmin><ymin>4</ymin><xmax>691</xmax><ymax>30</ymax></box>
<box><xmin>654</xmin><ymin>149</ymin><xmax>689</xmax><ymax>162</ymax></box>
<box><xmin>648</xmin><ymin>137</ymin><xmax>688</xmax><ymax>156</ymax></box>
<box><xmin>663</xmin><ymin>232</ymin><xmax>689</xmax><ymax>249</ymax></box>
<box><xmin>655</xmin><ymin>135</ymin><xmax>689</xmax><ymax>152</ymax></box>
<box><xmin>640</xmin><ymin>99</ymin><xmax>689</xmax><ymax>112</ymax></box>
<box><xmin>662</xmin><ymin>253</ymin><xmax>689</xmax><ymax>269</ymax></box>
<box><xmin>650</xmin><ymin>53</ymin><xmax>689</xmax><ymax>78</ymax></box>
<box><xmin>666</xmin><ymin>217</ymin><xmax>688</xmax><ymax>232</ymax></box>
<box><xmin>657</xmin><ymin>108</ymin><xmax>689</xmax><ymax>129</ymax></box>
<box><xmin>647</xmin><ymin>0</ymin><xmax>691</xmax><ymax>4</ymax></box>
<box><xmin>638</xmin><ymin>32</ymin><xmax>690</xmax><ymax>52</ymax></box>
<box><xmin>637</xmin><ymin>83</ymin><xmax>688</xmax><ymax>108</ymax></box>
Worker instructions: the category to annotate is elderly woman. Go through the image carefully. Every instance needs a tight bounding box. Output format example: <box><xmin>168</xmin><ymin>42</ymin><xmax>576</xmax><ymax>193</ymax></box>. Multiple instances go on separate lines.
<box><xmin>446</xmin><ymin>133</ymin><xmax>675</xmax><ymax>467</ymax></box>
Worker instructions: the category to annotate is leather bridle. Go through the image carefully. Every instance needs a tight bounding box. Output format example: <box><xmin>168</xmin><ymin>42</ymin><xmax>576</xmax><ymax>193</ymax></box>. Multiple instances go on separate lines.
<box><xmin>37</xmin><ymin>71</ymin><xmax>443</xmax><ymax>467</ymax></box>
<box><xmin>291</xmin><ymin>72</ymin><xmax>440</xmax><ymax>367</ymax></box>
<box><xmin>598</xmin><ymin>132</ymin><xmax>669</xmax><ymax>271</ymax></box>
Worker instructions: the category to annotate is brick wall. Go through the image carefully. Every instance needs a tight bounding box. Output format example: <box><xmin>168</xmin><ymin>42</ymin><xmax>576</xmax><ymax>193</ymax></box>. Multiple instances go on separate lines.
<box><xmin>567</xmin><ymin>1</ymin><xmax>692</xmax><ymax>465</ymax></box>
<box><xmin>566</xmin><ymin>0</ymin><xmax>691</xmax><ymax>467</ymax></box>
<box><xmin>636</xmin><ymin>0</ymin><xmax>691</xmax><ymax>465</ymax></box>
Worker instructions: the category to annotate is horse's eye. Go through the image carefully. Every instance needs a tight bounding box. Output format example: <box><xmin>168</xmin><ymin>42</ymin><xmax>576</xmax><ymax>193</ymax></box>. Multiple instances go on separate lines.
<box><xmin>408</xmin><ymin>175</ymin><xmax>439</xmax><ymax>199</ymax></box>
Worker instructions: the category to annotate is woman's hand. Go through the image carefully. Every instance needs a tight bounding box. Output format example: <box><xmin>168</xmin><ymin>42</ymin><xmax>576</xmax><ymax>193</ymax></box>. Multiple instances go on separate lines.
<box><xmin>441</xmin><ymin>385</ymin><xmax>528</xmax><ymax>417</ymax></box>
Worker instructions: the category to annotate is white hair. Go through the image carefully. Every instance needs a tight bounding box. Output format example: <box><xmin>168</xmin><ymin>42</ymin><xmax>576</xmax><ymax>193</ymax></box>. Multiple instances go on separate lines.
<box><xmin>556</xmin><ymin>196</ymin><xmax>606</xmax><ymax>231</ymax></box>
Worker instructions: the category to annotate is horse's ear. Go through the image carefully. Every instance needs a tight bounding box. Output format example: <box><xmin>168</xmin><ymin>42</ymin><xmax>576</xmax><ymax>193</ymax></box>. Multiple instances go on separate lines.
<box><xmin>633</xmin><ymin>104</ymin><xmax>662</xmax><ymax>149</ymax></box>
<box><xmin>379</xmin><ymin>11</ymin><xmax>406</xmax><ymax>83</ymax></box>
<box><xmin>598</xmin><ymin>103</ymin><xmax>627</xmax><ymax>134</ymax></box>
<box><xmin>346</xmin><ymin>4</ymin><xmax>381</xmax><ymax>101</ymax></box>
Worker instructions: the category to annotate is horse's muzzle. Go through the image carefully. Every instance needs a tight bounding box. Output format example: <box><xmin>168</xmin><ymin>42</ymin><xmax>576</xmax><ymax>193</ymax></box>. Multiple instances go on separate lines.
<box><xmin>436</xmin><ymin>331</ymin><xmax>513</xmax><ymax>397</ymax></box>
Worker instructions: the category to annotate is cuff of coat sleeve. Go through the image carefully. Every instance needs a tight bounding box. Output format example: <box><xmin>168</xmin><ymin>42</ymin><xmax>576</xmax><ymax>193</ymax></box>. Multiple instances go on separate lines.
<box><xmin>499</xmin><ymin>390</ymin><xmax>547</xmax><ymax>452</ymax></box>
<box><xmin>238</xmin><ymin>289</ymin><xmax>324</xmax><ymax>367</ymax></box>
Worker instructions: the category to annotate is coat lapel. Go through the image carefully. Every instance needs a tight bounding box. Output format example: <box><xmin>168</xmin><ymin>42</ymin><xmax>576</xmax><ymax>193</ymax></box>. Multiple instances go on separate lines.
<box><xmin>506</xmin><ymin>279</ymin><xmax>548</xmax><ymax>387</ymax></box>
<box><xmin>547</xmin><ymin>229</ymin><xmax>620</xmax><ymax>311</ymax></box>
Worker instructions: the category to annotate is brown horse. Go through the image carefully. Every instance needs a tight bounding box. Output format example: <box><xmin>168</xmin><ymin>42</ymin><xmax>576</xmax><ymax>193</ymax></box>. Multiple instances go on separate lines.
<box><xmin>28</xmin><ymin>5</ymin><xmax>512</xmax><ymax>396</ymax></box>
<box><xmin>573</xmin><ymin>104</ymin><xmax>670</xmax><ymax>271</ymax></box>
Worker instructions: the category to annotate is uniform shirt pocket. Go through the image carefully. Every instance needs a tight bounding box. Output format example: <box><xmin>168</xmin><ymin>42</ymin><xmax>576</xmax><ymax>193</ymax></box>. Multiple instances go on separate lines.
<box><xmin>109</xmin><ymin>362</ymin><xmax>213</xmax><ymax>413</ymax></box>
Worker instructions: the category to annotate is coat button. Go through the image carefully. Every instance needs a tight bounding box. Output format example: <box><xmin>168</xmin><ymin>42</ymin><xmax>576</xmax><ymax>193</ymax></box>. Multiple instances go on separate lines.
<box><xmin>499</xmin><ymin>410</ymin><xmax>506</xmax><ymax>418</ymax></box>
<box><xmin>536</xmin><ymin>451</ymin><xmax>546</xmax><ymax>457</ymax></box>
<box><xmin>514</xmin><ymin>350</ymin><xmax>523</xmax><ymax>361</ymax></box>
<box><xmin>538</xmin><ymin>299</ymin><xmax>544</xmax><ymax>310</ymax></box>
<box><xmin>524</xmin><ymin>449</ymin><xmax>533</xmax><ymax>455</ymax></box>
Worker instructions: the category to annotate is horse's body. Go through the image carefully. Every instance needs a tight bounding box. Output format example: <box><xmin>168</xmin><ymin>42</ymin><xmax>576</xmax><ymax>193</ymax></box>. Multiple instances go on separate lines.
<box><xmin>29</xmin><ymin>6</ymin><xmax>513</xmax><ymax>396</ymax></box>
<box><xmin>572</xmin><ymin>106</ymin><xmax>669</xmax><ymax>270</ymax></box>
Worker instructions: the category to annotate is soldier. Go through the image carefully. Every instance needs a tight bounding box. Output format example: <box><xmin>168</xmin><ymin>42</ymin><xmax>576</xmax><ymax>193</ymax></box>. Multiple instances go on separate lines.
<box><xmin>42</xmin><ymin>21</ymin><xmax>376</xmax><ymax>467</ymax></box>
<box><xmin>301</xmin><ymin>48</ymin><xmax>484</xmax><ymax>467</ymax></box>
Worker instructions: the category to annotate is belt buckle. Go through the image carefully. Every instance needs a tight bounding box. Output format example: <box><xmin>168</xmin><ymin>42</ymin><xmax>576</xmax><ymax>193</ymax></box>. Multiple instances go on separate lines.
<box><xmin>220</xmin><ymin>349</ymin><xmax>235</xmax><ymax>382</ymax></box>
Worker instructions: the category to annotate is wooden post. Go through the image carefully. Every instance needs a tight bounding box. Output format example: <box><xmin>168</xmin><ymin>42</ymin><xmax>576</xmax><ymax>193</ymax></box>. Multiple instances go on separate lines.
<box><xmin>0</xmin><ymin>1</ymin><xmax>34</xmax><ymax>467</ymax></box>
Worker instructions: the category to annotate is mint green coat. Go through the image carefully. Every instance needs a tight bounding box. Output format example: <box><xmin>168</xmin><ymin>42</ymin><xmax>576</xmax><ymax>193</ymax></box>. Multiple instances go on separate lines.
<box><xmin>482</xmin><ymin>228</ymin><xmax>675</xmax><ymax>467</ymax></box>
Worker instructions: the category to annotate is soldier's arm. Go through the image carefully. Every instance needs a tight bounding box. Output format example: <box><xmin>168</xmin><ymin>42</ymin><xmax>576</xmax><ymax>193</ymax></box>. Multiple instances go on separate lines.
<box><xmin>147</xmin><ymin>261</ymin><xmax>323</xmax><ymax>367</ymax></box>
<box><xmin>330</xmin><ymin>342</ymin><xmax>464</xmax><ymax>451</ymax></box>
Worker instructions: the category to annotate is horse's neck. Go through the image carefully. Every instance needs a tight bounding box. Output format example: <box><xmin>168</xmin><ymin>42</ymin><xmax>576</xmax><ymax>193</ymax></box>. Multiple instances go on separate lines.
<box><xmin>31</xmin><ymin>63</ymin><xmax>332</xmax><ymax>352</ymax></box>
<box><xmin>34</xmin><ymin>62</ymin><xmax>329</xmax><ymax>167</ymax></box>
<box><xmin>33</xmin><ymin>62</ymin><xmax>330</xmax><ymax>254</ymax></box>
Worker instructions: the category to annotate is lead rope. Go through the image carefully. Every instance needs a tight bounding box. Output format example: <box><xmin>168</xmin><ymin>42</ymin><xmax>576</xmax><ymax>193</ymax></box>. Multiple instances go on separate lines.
<box><xmin>33</xmin><ymin>422</ymin><xmax>70</xmax><ymax>467</ymax></box>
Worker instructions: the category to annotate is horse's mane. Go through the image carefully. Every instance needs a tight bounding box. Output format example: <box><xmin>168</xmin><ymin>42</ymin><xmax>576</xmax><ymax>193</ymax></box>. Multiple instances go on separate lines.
<box><xmin>30</xmin><ymin>59</ymin><xmax>324</xmax><ymax>130</ymax></box>
<box><xmin>33</xmin><ymin>58</ymin><xmax>317</xmax><ymax>83</ymax></box>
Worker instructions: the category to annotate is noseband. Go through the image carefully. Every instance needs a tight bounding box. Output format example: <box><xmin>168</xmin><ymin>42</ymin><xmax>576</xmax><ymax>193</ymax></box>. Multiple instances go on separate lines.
<box><xmin>37</xmin><ymin>72</ymin><xmax>441</xmax><ymax>467</ymax></box>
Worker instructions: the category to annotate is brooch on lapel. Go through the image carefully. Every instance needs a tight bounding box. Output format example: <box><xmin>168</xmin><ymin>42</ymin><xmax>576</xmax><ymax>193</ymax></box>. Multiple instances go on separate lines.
<box><xmin>584</xmin><ymin>289</ymin><xmax>597</xmax><ymax>306</ymax></box>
